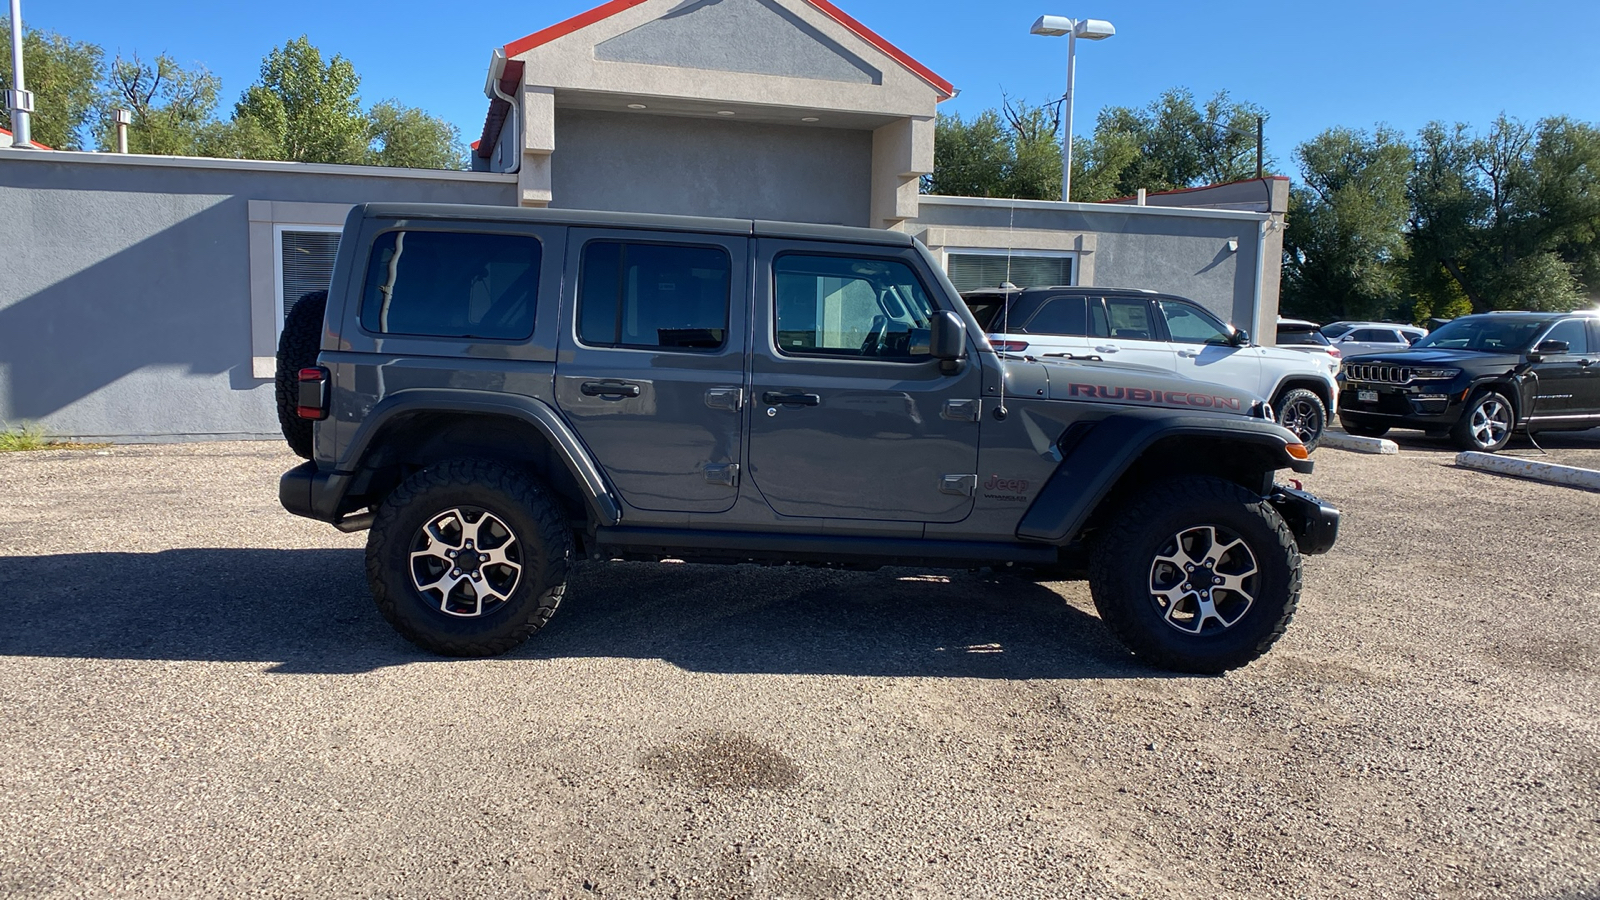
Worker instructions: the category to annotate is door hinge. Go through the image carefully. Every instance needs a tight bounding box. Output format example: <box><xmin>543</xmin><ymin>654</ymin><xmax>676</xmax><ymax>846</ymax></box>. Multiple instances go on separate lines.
<box><xmin>940</xmin><ymin>474</ymin><xmax>977</xmax><ymax>496</ymax></box>
<box><xmin>942</xmin><ymin>399</ymin><xmax>981</xmax><ymax>422</ymax></box>
<box><xmin>704</xmin><ymin>463</ymin><xmax>740</xmax><ymax>487</ymax></box>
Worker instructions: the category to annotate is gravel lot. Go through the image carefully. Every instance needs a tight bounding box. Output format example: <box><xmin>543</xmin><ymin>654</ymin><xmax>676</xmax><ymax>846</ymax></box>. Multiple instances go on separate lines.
<box><xmin>0</xmin><ymin>439</ymin><xmax>1596</xmax><ymax>899</ymax></box>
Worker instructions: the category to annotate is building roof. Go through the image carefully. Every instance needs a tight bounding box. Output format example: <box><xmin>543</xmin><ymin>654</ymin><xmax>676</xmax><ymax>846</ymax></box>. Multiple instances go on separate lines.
<box><xmin>0</xmin><ymin>128</ymin><xmax>53</xmax><ymax>150</ymax></box>
<box><xmin>502</xmin><ymin>0</ymin><xmax>953</xmax><ymax>97</ymax></box>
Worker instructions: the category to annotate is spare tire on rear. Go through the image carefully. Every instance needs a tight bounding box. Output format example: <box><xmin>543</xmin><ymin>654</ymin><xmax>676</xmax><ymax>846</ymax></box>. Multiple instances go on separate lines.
<box><xmin>275</xmin><ymin>290</ymin><xmax>328</xmax><ymax>459</ymax></box>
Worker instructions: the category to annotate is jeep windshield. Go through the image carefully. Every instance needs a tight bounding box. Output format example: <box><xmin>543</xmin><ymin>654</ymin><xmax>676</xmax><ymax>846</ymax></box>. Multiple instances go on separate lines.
<box><xmin>1412</xmin><ymin>317</ymin><xmax>1546</xmax><ymax>353</ymax></box>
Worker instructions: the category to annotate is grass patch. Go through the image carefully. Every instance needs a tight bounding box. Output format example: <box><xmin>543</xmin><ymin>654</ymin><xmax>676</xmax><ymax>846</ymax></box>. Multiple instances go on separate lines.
<box><xmin>0</xmin><ymin>422</ymin><xmax>111</xmax><ymax>453</ymax></box>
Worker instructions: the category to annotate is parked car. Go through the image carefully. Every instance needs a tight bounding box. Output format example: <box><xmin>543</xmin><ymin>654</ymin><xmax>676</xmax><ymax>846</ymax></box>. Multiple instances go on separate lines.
<box><xmin>1320</xmin><ymin>321</ymin><xmax>1427</xmax><ymax>357</ymax></box>
<box><xmin>963</xmin><ymin>287</ymin><xmax>1339</xmax><ymax>450</ymax></box>
<box><xmin>1275</xmin><ymin>318</ymin><xmax>1343</xmax><ymax>374</ymax></box>
<box><xmin>275</xmin><ymin>203</ymin><xmax>1340</xmax><ymax>674</ymax></box>
<box><xmin>1338</xmin><ymin>309</ymin><xmax>1600</xmax><ymax>451</ymax></box>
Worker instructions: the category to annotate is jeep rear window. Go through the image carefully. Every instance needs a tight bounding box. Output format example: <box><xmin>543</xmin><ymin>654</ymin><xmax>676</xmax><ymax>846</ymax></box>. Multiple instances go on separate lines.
<box><xmin>577</xmin><ymin>241</ymin><xmax>730</xmax><ymax>351</ymax></box>
<box><xmin>359</xmin><ymin>230</ymin><xmax>540</xmax><ymax>340</ymax></box>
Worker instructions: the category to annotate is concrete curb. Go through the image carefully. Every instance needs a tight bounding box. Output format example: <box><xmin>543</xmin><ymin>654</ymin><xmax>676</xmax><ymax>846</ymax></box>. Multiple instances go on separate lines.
<box><xmin>1320</xmin><ymin>433</ymin><xmax>1399</xmax><ymax>455</ymax></box>
<box><xmin>1455</xmin><ymin>452</ymin><xmax>1600</xmax><ymax>491</ymax></box>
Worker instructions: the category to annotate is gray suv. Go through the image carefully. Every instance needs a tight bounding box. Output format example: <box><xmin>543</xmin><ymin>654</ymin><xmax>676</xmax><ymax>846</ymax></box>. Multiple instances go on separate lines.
<box><xmin>277</xmin><ymin>203</ymin><xmax>1339</xmax><ymax>673</ymax></box>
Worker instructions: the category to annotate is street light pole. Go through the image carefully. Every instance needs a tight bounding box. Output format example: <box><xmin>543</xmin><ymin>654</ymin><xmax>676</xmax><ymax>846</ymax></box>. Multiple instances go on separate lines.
<box><xmin>1031</xmin><ymin>15</ymin><xmax>1115</xmax><ymax>202</ymax></box>
<box><xmin>7</xmin><ymin>0</ymin><xmax>35</xmax><ymax>150</ymax></box>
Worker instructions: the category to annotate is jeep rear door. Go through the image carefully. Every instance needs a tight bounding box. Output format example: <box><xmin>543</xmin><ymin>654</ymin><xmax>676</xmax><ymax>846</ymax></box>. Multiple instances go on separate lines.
<box><xmin>747</xmin><ymin>239</ymin><xmax>982</xmax><ymax>523</ymax></box>
<box><xmin>555</xmin><ymin>228</ymin><xmax>749</xmax><ymax>514</ymax></box>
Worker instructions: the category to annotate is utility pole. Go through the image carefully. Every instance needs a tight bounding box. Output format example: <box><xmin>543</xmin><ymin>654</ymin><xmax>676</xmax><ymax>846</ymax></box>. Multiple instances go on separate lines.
<box><xmin>7</xmin><ymin>0</ymin><xmax>35</xmax><ymax>149</ymax></box>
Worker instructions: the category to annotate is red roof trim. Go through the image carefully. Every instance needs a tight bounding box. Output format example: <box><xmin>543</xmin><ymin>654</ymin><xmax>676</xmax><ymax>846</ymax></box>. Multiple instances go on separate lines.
<box><xmin>501</xmin><ymin>0</ymin><xmax>954</xmax><ymax>99</ymax></box>
<box><xmin>1097</xmin><ymin>175</ymin><xmax>1288</xmax><ymax>204</ymax></box>
<box><xmin>0</xmin><ymin>127</ymin><xmax>52</xmax><ymax>150</ymax></box>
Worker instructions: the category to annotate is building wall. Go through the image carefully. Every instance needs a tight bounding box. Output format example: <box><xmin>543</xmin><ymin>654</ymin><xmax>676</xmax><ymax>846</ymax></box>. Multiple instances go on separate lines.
<box><xmin>908</xmin><ymin>196</ymin><xmax>1270</xmax><ymax>335</ymax></box>
<box><xmin>549</xmin><ymin>109</ymin><xmax>873</xmax><ymax>226</ymax></box>
<box><xmin>0</xmin><ymin>151</ymin><xmax>516</xmax><ymax>441</ymax></box>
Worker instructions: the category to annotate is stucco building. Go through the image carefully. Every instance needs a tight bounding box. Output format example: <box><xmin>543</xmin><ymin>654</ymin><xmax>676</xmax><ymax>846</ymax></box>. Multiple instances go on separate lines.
<box><xmin>0</xmin><ymin>0</ymin><xmax>1285</xmax><ymax>442</ymax></box>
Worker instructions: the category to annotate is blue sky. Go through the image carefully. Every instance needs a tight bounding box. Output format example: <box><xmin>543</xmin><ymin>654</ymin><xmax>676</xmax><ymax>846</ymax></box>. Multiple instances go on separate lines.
<box><xmin>23</xmin><ymin>0</ymin><xmax>1600</xmax><ymax>172</ymax></box>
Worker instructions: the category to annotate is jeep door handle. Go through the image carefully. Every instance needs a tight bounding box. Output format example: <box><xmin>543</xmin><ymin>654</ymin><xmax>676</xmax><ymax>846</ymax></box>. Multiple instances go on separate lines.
<box><xmin>761</xmin><ymin>391</ymin><xmax>820</xmax><ymax>407</ymax></box>
<box><xmin>1177</xmin><ymin>349</ymin><xmax>1200</xmax><ymax>359</ymax></box>
<box><xmin>1094</xmin><ymin>345</ymin><xmax>1120</xmax><ymax>354</ymax></box>
<box><xmin>580</xmin><ymin>380</ymin><xmax>641</xmax><ymax>398</ymax></box>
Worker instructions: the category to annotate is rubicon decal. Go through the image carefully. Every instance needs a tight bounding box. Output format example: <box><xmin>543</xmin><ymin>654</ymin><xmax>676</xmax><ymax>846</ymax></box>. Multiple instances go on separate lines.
<box><xmin>1066</xmin><ymin>383</ymin><xmax>1242</xmax><ymax>410</ymax></box>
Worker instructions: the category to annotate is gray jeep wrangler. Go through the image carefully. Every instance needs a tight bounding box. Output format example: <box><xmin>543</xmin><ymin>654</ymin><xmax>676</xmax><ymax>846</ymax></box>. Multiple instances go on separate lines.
<box><xmin>278</xmin><ymin>203</ymin><xmax>1339</xmax><ymax>673</ymax></box>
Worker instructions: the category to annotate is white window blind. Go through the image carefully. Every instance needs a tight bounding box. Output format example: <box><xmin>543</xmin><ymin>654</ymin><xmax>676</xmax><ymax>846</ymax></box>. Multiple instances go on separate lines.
<box><xmin>945</xmin><ymin>253</ymin><xmax>1073</xmax><ymax>293</ymax></box>
<box><xmin>279</xmin><ymin>229</ymin><xmax>341</xmax><ymax>323</ymax></box>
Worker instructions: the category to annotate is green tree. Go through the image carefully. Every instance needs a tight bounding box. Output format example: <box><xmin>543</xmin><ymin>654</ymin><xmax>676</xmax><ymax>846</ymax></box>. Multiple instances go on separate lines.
<box><xmin>1280</xmin><ymin>126</ymin><xmax>1413</xmax><ymax>322</ymax></box>
<box><xmin>232</xmin><ymin>36</ymin><xmax>366</xmax><ymax>163</ymax></box>
<box><xmin>366</xmin><ymin>100</ymin><xmax>465</xmax><ymax>170</ymax></box>
<box><xmin>1408</xmin><ymin>116</ymin><xmax>1595</xmax><ymax>314</ymax></box>
<box><xmin>925</xmin><ymin>108</ymin><xmax>1012</xmax><ymax>197</ymax></box>
<box><xmin>0</xmin><ymin>22</ymin><xmax>104</xmax><ymax>149</ymax></box>
<box><xmin>98</xmin><ymin>53</ymin><xmax>221</xmax><ymax>155</ymax></box>
<box><xmin>1080</xmin><ymin>88</ymin><xmax>1270</xmax><ymax>200</ymax></box>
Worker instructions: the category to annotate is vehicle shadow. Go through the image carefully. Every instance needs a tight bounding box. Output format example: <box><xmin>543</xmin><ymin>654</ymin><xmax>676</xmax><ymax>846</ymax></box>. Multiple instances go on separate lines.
<box><xmin>0</xmin><ymin>549</ymin><xmax>1153</xmax><ymax>680</ymax></box>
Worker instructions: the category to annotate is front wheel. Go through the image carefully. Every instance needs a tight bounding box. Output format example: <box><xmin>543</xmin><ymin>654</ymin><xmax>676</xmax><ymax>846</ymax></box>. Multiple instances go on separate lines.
<box><xmin>366</xmin><ymin>459</ymin><xmax>574</xmax><ymax>657</ymax></box>
<box><xmin>1274</xmin><ymin>388</ymin><xmax>1327</xmax><ymax>451</ymax></box>
<box><xmin>1088</xmin><ymin>477</ymin><xmax>1302</xmax><ymax>674</ymax></box>
<box><xmin>1451</xmin><ymin>390</ymin><xmax>1514</xmax><ymax>452</ymax></box>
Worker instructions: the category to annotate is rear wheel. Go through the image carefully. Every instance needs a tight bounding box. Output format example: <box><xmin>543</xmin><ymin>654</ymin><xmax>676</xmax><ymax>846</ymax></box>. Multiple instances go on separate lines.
<box><xmin>1088</xmin><ymin>477</ymin><xmax>1302</xmax><ymax>674</ymax></box>
<box><xmin>274</xmin><ymin>290</ymin><xmax>328</xmax><ymax>459</ymax></box>
<box><xmin>1451</xmin><ymin>390</ymin><xmax>1514</xmax><ymax>452</ymax></box>
<box><xmin>1273</xmin><ymin>388</ymin><xmax>1327</xmax><ymax>451</ymax></box>
<box><xmin>366</xmin><ymin>459</ymin><xmax>573</xmax><ymax>657</ymax></box>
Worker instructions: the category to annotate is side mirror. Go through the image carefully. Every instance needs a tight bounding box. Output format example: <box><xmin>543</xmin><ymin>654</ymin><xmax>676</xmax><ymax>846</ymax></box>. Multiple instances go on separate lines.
<box><xmin>1536</xmin><ymin>339</ymin><xmax>1570</xmax><ymax>355</ymax></box>
<box><xmin>1339</xmin><ymin>334</ymin><xmax>1354</xmax><ymax>342</ymax></box>
<box><xmin>929</xmin><ymin>310</ymin><xmax>967</xmax><ymax>370</ymax></box>
<box><xmin>1230</xmin><ymin>329</ymin><xmax>1251</xmax><ymax>347</ymax></box>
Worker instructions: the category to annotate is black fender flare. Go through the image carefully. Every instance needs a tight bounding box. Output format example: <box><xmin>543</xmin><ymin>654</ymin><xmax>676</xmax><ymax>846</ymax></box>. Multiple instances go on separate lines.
<box><xmin>334</xmin><ymin>389</ymin><xmax>622</xmax><ymax>526</ymax></box>
<box><xmin>1015</xmin><ymin>409</ymin><xmax>1311</xmax><ymax>545</ymax></box>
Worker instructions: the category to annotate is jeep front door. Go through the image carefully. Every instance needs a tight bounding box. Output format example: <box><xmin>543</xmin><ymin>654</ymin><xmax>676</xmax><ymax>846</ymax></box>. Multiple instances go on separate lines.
<box><xmin>1155</xmin><ymin>298</ymin><xmax>1264</xmax><ymax>396</ymax></box>
<box><xmin>748</xmin><ymin>242</ymin><xmax>981</xmax><ymax>522</ymax></box>
<box><xmin>1528</xmin><ymin>318</ymin><xmax>1598</xmax><ymax>420</ymax></box>
<box><xmin>555</xmin><ymin>230</ymin><xmax>748</xmax><ymax>514</ymax></box>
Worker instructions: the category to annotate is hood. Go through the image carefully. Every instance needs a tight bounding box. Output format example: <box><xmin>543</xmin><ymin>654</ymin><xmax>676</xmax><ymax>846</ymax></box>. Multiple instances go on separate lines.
<box><xmin>1004</xmin><ymin>356</ymin><xmax>1264</xmax><ymax>417</ymax></box>
<box><xmin>1346</xmin><ymin>347</ymin><xmax>1520</xmax><ymax>368</ymax></box>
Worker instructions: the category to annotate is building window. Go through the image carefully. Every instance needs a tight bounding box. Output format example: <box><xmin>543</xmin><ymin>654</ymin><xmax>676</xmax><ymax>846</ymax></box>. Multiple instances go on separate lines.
<box><xmin>944</xmin><ymin>249</ymin><xmax>1075</xmax><ymax>293</ymax></box>
<box><xmin>275</xmin><ymin>225</ymin><xmax>342</xmax><ymax>334</ymax></box>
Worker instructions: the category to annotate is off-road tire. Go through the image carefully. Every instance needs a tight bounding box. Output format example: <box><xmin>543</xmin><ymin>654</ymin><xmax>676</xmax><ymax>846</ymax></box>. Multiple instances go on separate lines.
<box><xmin>1088</xmin><ymin>476</ymin><xmax>1302</xmax><ymax>674</ymax></box>
<box><xmin>274</xmin><ymin>290</ymin><xmax>328</xmax><ymax>459</ymax></box>
<box><xmin>1451</xmin><ymin>389</ymin><xmax>1515</xmax><ymax>452</ymax></box>
<box><xmin>1338</xmin><ymin>418</ymin><xmax>1390</xmax><ymax>438</ymax></box>
<box><xmin>1273</xmin><ymin>388</ymin><xmax>1327</xmax><ymax>452</ymax></box>
<box><xmin>366</xmin><ymin>458</ymin><xmax>573</xmax><ymax>657</ymax></box>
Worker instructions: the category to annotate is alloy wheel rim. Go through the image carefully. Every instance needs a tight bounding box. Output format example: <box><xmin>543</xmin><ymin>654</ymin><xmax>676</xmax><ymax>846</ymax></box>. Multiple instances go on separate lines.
<box><xmin>1148</xmin><ymin>525</ymin><xmax>1259</xmax><ymax>635</ymax></box>
<box><xmin>1281</xmin><ymin>399</ymin><xmax>1322</xmax><ymax>442</ymax></box>
<box><xmin>1470</xmin><ymin>397</ymin><xmax>1511</xmax><ymax>447</ymax></box>
<box><xmin>408</xmin><ymin>507</ymin><xmax>523</xmax><ymax>617</ymax></box>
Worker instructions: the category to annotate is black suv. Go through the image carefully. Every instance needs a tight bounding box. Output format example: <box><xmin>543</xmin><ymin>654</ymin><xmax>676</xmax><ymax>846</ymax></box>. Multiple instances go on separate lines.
<box><xmin>275</xmin><ymin>203</ymin><xmax>1339</xmax><ymax>674</ymax></box>
<box><xmin>1338</xmin><ymin>310</ymin><xmax>1600</xmax><ymax>451</ymax></box>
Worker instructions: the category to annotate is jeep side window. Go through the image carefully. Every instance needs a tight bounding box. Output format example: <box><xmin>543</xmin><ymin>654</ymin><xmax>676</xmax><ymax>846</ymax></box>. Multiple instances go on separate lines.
<box><xmin>773</xmin><ymin>254</ymin><xmax>935</xmax><ymax>359</ymax></box>
<box><xmin>1099</xmin><ymin>298</ymin><xmax>1157</xmax><ymax>342</ymax></box>
<box><xmin>1541</xmin><ymin>319</ymin><xmax>1589</xmax><ymax>354</ymax></box>
<box><xmin>1157</xmin><ymin>299</ymin><xmax>1233</xmax><ymax>346</ymax></box>
<box><xmin>577</xmin><ymin>241</ymin><xmax>731</xmax><ymax>351</ymax></box>
<box><xmin>359</xmin><ymin>230</ymin><xmax>541</xmax><ymax>340</ymax></box>
<box><xmin>1021</xmin><ymin>296</ymin><xmax>1088</xmax><ymax>335</ymax></box>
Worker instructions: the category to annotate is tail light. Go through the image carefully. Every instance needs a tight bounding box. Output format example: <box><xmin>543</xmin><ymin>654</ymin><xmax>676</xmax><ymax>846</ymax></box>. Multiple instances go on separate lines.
<box><xmin>297</xmin><ymin>366</ymin><xmax>330</xmax><ymax>420</ymax></box>
<box><xmin>990</xmin><ymin>340</ymin><xmax>1030</xmax><ymax>353</ymax></box>
<box><xmin>1327</xmin><ymin>347</ymin><xmax>1342</xmax><ymax>358</ymax></box>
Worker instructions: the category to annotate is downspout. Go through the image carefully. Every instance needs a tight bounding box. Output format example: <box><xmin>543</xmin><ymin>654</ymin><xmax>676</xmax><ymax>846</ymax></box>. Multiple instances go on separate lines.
<box><xmin>1251</xmin><ymin>216</ymin><xmax>1269</xmax><ymax>345</ymax></box>
<box><xmin>485</xmin><ymin>48</ymin><xmax>520</xmax><ymax>174</ymax></box>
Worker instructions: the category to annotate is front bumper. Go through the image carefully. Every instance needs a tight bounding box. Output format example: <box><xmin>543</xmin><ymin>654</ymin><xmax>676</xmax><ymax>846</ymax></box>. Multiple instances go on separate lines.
<box><xmin>1337</xmin><ymin>383</ymin><xmax>1469</xmax><ymax>429</ymax></box>
<box><xmin>1269</xmin><ymin>485</ymin><xmax>1340</xmax><ymax>555</ymax></box>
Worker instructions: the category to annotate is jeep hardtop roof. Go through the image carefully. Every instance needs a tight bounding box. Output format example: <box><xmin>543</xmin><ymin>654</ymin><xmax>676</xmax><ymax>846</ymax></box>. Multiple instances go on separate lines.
<box><xmin>960</xmin><ymin>286</ymin><xmax>1162</xmax><ymax>298</ymax></box>
<box><xmin>357</xmin><ymin>202</ymin><xmax>916</xmax><ymax>247</ymax></box>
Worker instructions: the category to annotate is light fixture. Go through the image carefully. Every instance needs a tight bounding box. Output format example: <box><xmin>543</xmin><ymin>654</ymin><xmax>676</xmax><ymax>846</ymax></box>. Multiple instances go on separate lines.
<box><xmin>716</xmin><ymin>110</ymin><xmax>736</xmax><ymax>116</ymax></box>
<box><xmin>801</xmin><ymin>116</ymin><xmax>819</xmax><ymax>123</ymax></box>
<box><xmin>1031</xmin><ymin>14</ymin><xmax>1117</xmax><ymax>201</ymax></box>
<box><xmin>627</xmin><ymin>103</ymin><xmax>647</xmax><ymax>109</ymax></box>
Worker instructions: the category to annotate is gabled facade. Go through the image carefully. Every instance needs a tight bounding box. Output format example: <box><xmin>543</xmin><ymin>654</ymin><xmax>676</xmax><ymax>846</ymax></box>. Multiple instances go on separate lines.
<box><xmin>473</xmin><ymin>0</ymin><xmax>949</xmax><ymax>229</ymax></box>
